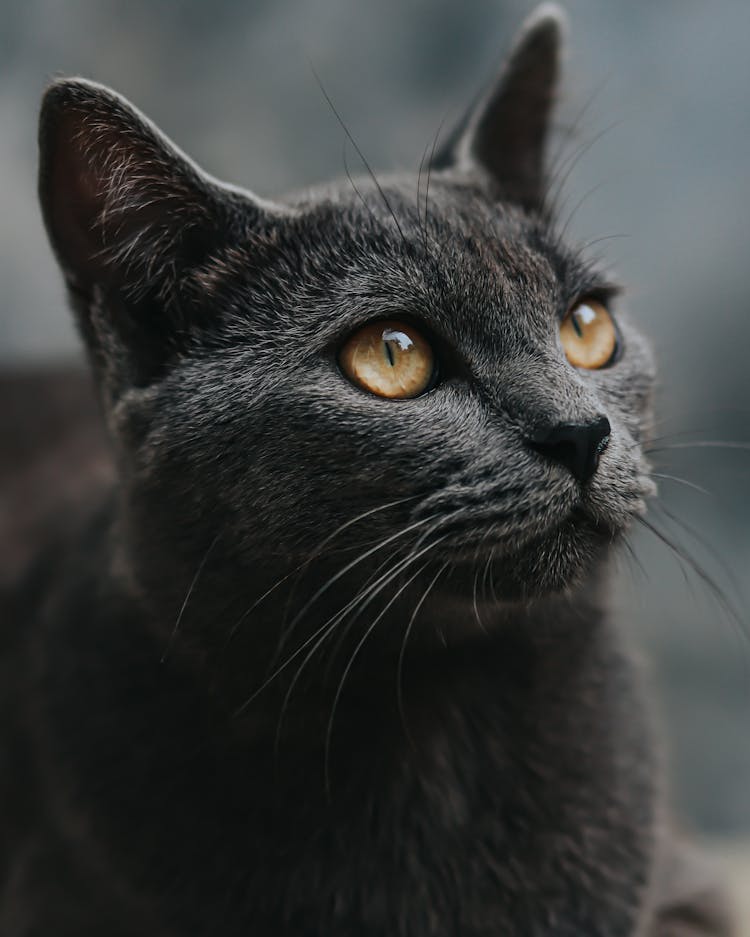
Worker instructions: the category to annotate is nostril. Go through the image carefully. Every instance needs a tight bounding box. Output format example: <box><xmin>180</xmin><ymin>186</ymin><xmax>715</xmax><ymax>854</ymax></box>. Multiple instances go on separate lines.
<box><xmin>527</xmin><ymin>416</ymin><xmax>611</xmax><ymax>484</ymax></box>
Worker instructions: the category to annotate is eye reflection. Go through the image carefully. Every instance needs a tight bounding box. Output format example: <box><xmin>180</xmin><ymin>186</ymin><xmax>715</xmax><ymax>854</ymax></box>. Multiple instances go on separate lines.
<box><xmin>339</xmin><ymin>320</ymin><xmax>435</xmax><ymax>399</ymax></box>
<box><xmin>560</xmin><ymin>299</ymin><xmax>618</xmax><ymax>369</ymax></box>
<box><xmin>381</xmin><ymin>329</ymin><xmax>414</xmax><ymax>352</ymax></box>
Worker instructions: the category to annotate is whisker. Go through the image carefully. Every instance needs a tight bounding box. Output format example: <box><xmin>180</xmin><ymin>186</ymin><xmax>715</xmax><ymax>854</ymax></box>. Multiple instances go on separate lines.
<box><xmin>415</xmin><ymin>137</ymin><xmax>432</xmax><ymax>250</ymax></box>
<box><xmin>233</xmin><ymin>513</ymin><xmax>438</xmax><ymax>715</ymax></box>
<box><xmin>324</xmin><ymin>535</ymin><xmax>447</xmax><ymax>795</ymax></box>
<box><xmin>310</xmin><ymin>65</ymin><xmax>407</xmax><ymax>245</ymax></box>
<box><xmin>648</xmin><ymin>441</ymin><xmax>750</xmax><ymax>453</ymax></box>
<box><xmin>270</xmin><ymin>497</ymin><xmax>416</xmax><ymax>666</ymax></box>
<box><xmin>223</xmin><ymin>565</ymin><xmax>300</xmax><ymax>650</ymax></box>
<box><xmin>274</xmin><ymin>525</ymin><xmax>444</xmax><ymax>751</ymax></box>
<box><xmin>578</xmin><ymin>232</ymin><xmax>631</xmax><ymax>253</ymax></box>
<box><xmin>321</xmin><ymin>509</ymin><xmax>459</xmax><ymax>677</ymax></box>
<box><xmin>619</xmin><ymin>532</ymin><xmax>650</xmax><ymax>585</ymax></box>
<box><xmin>545</xmin><ymin>120</ymin><xmax>623</xmax><ymax>220</ymax></box>
<box><xmin>424</xmin><ymin>114</ymin><xmax>446</xmax><ymax>229</ymax></box>
<box><xmin>421</xmin><ymin>114</ymin><xmax>451</xmax><ymax>305</ymax></box>
<box><xmin>396</xmin><ymin>560</ymin><xmax>449</xmax><ymax>746</ymax></box>
<box><xmin>644</xmin><ymin>408</ymin><xmax>750</xmax><ymax>441</ymax></box>
<box><xmin>557</xmin><ymin>179</ymin><xmax>609</xmax><ymax>246</ymax></box>
<box><xmin>650</xmin><ymin>472</ymin><xmax>711</xmax><ymax>497</ymax></box>
<box><xmin>543</xmin><ymin>74</ymin><xmax>612</xmax><ymax>212</ymax></box>
<box><xmin>342</xmin><ymin>141</ymin><xmax>379</xmax><ymax>227</ymax></box>
<box><xmin>479</xmin><ymin>527</ymin><xmax>498</xmax><ymax>605</ymax></box>
<box><xmin>634</xmin><ymin>515</ymin><xmax>748</xmax><ymax>650</ymax></box>
<box><xmin>321</xmin><ymin>539</ymin><xmax>414</xmax><ymax>682</ymax></box>
<box><xmin>487</xmin><ymin>547</ymin><xmax>500</xmax><ymax>605</ymax></box>
<box><xmin>472</xmin><ymin>563</ymin><xmax>488</xmax><ymax>636</ymax></box>
<box><xmin>160</xmin><ymin>532</ymin><xmax>221</xmax><ymax>663</ymax></box>
<box><xmin>651</xmin><ymin>501</ymin><xmax>743</xmax><ymax>601</ymax></box>
<box><xmin>226</xmin><ymin>497</ymin><xmax>413</xmax><ymax>662</ymax></box>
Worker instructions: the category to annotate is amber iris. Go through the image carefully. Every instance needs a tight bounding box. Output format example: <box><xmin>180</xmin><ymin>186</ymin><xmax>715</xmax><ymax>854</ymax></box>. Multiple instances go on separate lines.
<box><xmin>339</xmin><ymin>320</ymin><xmax>435</xmax><ymax>399</ymax></box>
<box><xmin>560</xmin><ymin>299</ymin><xmax>617</xmax><ymax>369</ymax></box>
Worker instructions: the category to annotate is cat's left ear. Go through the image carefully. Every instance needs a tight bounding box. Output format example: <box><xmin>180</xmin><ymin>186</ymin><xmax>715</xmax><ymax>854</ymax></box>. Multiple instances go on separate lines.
<box><xmin>38</xmin><ymin>79</ymin><xmax>280</xmax><ymax>299</ymax></box>
<box><xmin>432</xmin><ymin>3</ymin><xmax>567</xmax><ymax>213</ymax></box>
<box><xmin>38</xmin><ymin>78</ymin><xmax>283</xmax><ymax>391</ymax></box>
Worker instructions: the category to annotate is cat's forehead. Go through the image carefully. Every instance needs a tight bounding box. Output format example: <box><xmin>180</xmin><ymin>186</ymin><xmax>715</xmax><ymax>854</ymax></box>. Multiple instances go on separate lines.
<box><xmin>200</xmin><ymin>175</ymin><xmax>613</xmax><ymax>366</ymax></box>
<box><xmin>279</xmin><ymin>175</ymin><xmax>602</xmax><ymax>343</ymax></box>
<box><xmin>299</xmin><ymin>172</ymin><xmax>553</xmax><ymax>253</ymax></box>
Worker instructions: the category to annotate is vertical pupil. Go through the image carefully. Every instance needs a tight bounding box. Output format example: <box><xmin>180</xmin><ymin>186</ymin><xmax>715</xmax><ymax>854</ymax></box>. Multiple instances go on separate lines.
<box><xmin>571</xmin><ymin>313</ymin><xmax>584</xmax><ymax>338</ymax></box>
<box><xmin>383</xmin><ymin>340</ymin><xmax>396</xmax><ymax>367</ymax></box>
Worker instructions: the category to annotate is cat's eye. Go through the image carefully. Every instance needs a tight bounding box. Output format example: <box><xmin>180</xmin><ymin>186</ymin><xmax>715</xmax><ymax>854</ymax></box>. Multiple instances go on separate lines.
<box><xmin>339</xmin><ymin>320</ymin><xmax>436</xmax><ymax>399</ymax></box>
<box><xmin>560</xmin><ymin>299</ymin><xmax>618</xmax><ymax>369</ymax></box>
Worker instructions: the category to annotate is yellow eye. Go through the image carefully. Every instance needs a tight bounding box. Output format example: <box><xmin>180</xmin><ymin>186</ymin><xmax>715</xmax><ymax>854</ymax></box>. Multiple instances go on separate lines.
<box><xmin>339</xmin><ymin>320</ymin><xmax>436</xmax><ymax>399</ymax></box>
<box><xmin>560</xmin><ymin>299</ymin><xmax>618</xmax><ymax>369</ymax></box>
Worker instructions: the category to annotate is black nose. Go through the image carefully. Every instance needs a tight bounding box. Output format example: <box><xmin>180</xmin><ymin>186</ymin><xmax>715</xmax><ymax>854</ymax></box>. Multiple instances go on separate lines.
<box><xmin>527</xmin><ymin>416</ymin><xmax>611</xmax><ymax>484</ymax></box>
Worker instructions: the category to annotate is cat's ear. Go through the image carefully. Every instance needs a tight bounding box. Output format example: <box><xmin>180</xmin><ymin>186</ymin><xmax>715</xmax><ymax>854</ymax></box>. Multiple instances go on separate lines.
<box><xmin>38</xmin><ymin>79</ymin><xmax>279</xmax><ymax>387</ymax></box>
<box><xmin>432</xmin><ymin>3</ymin><xmax>567</xmax><ymax>213</ymax></box>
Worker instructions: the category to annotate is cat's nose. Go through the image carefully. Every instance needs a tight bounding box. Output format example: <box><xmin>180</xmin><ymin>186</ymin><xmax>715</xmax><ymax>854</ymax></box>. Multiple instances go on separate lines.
<box><xmin>526</xmin><ymin>416</ymin><xmax>611</xmax><ymax>484</ymax></box>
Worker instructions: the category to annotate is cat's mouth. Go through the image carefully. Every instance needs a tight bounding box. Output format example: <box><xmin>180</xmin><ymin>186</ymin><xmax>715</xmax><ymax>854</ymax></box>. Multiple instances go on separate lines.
<box><xmin>426</xmin><ymin>494</ymin><xmax>624</xmax><ymax>549</ymax></box>
<box><xmin>435</xmin><ymin>506</ymin><xmax>613</xmax><ymax>555</ymax></box>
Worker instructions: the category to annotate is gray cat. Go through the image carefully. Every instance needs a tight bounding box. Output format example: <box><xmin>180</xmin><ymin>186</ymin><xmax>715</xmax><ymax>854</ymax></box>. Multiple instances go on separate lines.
<box><xmin>0</xmin><ymin>4</ymin><xmax>734</xmax><ymax>935</ymax></box>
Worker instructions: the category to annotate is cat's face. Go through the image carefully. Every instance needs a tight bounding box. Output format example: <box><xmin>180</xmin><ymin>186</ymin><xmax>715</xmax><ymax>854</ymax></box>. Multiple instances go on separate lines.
<box><xmin>117</xmin><ymin>181</ymin><xmax>654</xmax><ymax>602</ymax></box>
<box><xmin>38</xmin><ymin>6</ymin><xmax>655</xmax><ymax>613</ymax></box>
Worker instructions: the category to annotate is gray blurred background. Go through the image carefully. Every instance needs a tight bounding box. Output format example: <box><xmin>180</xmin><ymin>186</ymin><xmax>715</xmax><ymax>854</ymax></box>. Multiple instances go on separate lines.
<box><xmin>1</xmin><ymin>0</ymin><xmax>749</xmax><ymax>838</ymax></box>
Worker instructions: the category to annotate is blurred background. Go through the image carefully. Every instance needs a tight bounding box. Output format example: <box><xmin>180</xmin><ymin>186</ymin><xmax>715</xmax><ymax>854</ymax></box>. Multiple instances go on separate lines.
<box><xmin>1</xmin><ymin>0</ymin><xmax>749</xmax><ymax>877</ymax></box>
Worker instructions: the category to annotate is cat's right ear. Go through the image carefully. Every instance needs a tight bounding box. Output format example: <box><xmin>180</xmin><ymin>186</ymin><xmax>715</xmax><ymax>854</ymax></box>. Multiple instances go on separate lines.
<box><xmin>38</xmin><ymin>79</ymin><xmax>280</xmax><ymax>387</ymax></box>
<box><xmin>431</xmin><ymin>4</ymin><xmax>567</xmax><ymax>214</ymax></box>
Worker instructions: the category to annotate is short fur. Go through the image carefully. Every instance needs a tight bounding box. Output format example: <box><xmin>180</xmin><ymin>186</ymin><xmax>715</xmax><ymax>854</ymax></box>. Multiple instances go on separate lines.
<box><xmin>0</xmin><ymin>6</ymin><xmax>734</xmax><ymax>935</ymax></box>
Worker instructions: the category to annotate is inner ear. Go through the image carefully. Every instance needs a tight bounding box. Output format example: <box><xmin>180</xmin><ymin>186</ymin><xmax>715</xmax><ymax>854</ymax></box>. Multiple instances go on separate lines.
<box><xmin>38</xmin><ymin>79</ymin><xmax>238</xmax><ymax>300</ymax></box>
<box><xmin>38</xmin><ymin>79</ymin><xmax>285</xmax><ymax>395</ymax></box>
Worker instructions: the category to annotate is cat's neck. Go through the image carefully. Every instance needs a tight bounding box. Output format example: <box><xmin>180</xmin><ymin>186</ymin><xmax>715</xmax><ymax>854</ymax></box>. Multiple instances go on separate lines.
<box><xmin>38</xmin><ymin>501</ymin><xmax>614</xmax><ymax>738</ymax></box>
<box><xmin>96</xmin><ymin>511</ymin><xmax>613</xmax><ymax>730</ymax></box>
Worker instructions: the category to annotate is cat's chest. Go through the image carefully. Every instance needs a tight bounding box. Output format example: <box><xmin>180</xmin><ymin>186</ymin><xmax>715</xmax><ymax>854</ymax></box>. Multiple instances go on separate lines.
<box><xmin>250</xmin><ymin>692</ymin><xmax>654</xmax><ymax>937</ymax></box>
<box><xmin>34</xmin><ymin>620</ymin><xmax>657</xmax><ymax>937</ymax></box>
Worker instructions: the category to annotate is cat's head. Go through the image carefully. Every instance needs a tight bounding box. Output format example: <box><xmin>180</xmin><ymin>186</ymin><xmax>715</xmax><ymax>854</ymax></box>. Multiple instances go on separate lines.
<box><xmin>38</xmin><ymin>5</ymin><xmax>654</xmax><ymax>622</ymax></box>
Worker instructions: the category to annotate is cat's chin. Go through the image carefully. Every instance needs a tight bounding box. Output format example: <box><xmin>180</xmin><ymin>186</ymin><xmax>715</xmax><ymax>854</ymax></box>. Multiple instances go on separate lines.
<box><xmin>445</xmin><ymin>509</ymin><xmax>619</xmax><ymax>602</ymax></box>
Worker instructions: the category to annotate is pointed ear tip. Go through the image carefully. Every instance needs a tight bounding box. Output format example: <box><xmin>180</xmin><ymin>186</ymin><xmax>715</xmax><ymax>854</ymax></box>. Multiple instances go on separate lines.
<box><xmin>520</xmin><ymin>3</ymin><xmax>569</xmax><ymax>45</ymax></box>
<box><xmin>38</xmin><ymin>79</ymin><xmax>145</xmax><ymax>171</ymax></box>
<box><xmin>39</xmin><ymin>78</ymin><xmax>121</xmax><ymax>130</ymax></box>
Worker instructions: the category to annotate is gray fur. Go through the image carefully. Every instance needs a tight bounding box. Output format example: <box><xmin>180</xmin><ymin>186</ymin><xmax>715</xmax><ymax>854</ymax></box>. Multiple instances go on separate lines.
<box><xmin>0</xmin><ymin>5</ymin><xmax>733</xmax><ymax>935</ymax></box>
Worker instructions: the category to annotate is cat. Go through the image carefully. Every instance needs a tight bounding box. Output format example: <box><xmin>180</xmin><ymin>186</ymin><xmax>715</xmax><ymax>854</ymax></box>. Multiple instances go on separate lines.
<box><xmin>0</xmin><ymin>4</ymin><xmax>735</xmax><ymax>935</ymax></box>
